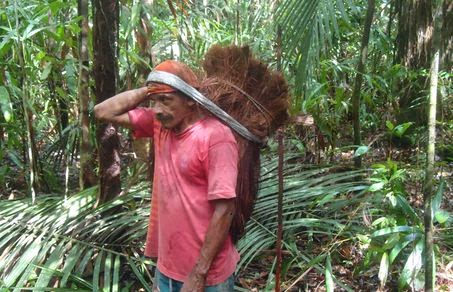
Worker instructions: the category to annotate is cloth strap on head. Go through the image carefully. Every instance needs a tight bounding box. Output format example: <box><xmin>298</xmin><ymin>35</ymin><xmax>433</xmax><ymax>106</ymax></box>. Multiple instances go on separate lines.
<box><xmin>146</xmin><ymin>70</ymin><xmax>262</xmax><ymax>144</ymax></box>
<box><xmin>147</xmin><ymin>83</ymin><xmax>176</xmax><ymax>95</ymax></box>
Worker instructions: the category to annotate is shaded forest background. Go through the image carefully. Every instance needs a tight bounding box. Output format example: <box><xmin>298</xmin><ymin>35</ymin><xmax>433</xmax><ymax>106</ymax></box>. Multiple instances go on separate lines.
<box><xmin>0</xmin><ymin>0</ymin><xmax>452</xmax><ymax>291</ymax></box>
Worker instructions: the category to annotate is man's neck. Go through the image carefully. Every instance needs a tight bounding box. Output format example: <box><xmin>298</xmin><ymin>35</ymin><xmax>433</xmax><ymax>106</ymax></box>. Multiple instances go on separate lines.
<box><xmin>173</xmin><ymin>111</ymin><xmax>206</xmax><ymax>134</ymax></box>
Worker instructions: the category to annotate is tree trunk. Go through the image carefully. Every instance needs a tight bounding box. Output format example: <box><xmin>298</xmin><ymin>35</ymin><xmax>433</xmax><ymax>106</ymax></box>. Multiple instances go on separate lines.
<box><xmin>424</xmin><ymin>2</ymin><xmax>441</xmax><ymax>290</ymax></box>
<box><xmin>136</xmin><ymin>1</ymin><xmax>154</xmax><ymax>78</ymax></box>
<box><xmin>440</xmin><ymin>1</ymin><xmax>452</xmax><ymax>70</ymax></box>
<box><xmin>351</xmin><ymin>0</ymin><xmax>375</xmax><ymax>168</ymax></box>
<box><xmin>13</xmin><ymin>2</ymin><xmax>40</xmax><ymax>201</ymax></box>
<box><xmin>78</xmin><ymin>0</ymin><xmax>97</xmax><ymax>189</ymax></box>
<box><xmin>275</xmin><ymin>26</ymin><xmax>283</xmax><ymax>292</ymax></box>
<box><xmin>423</xmin><ymin>43</ymin><xmax>438</xmax><ymax>292</ymax></box>
<box><xmin>19</xmin><ymin>43</ymin><xmax>40</xmax><ymax>201</ymax></box>
<box><xmin>92</xmin><ymin>0</ymin><xmax>121</xmax><ymax>205</ymax></box>
<box><xmin>46</xmin><ymin>10</ymin><xmax>68</xmax><ymax>138</ymax></box>
<box><xmin>395</xmin><ymin>0</ymin><xmax>433</xmax><ymax>125</ymax></box>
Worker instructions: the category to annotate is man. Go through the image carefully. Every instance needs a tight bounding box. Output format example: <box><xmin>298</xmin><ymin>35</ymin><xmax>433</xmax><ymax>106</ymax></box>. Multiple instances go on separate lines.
<box><xmin>94</xmin><ymin>60</ymin><xmax>239</xmax><ymax>291</ymax></box>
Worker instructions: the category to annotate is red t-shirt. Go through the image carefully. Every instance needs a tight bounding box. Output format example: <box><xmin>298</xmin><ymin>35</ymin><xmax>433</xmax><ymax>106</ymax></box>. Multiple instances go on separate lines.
<box><xmin>128</xmin><ymin>108</ymin><xmax>240</xmax><ymax>285</ymax></box>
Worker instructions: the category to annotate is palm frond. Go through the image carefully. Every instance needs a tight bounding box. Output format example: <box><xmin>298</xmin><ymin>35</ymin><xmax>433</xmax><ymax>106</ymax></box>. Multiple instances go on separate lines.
<box><xmin>276</xmin><ymin>0</ymin><xmax>353</xmax><ymax>97</ymax></box>
<box><xmin>237</xmin><ymin>155</ymin><xmax>370</xmax><ymax>290</ymax></box>
<box><xmin>0</xmin><ymin>153</ymin><xmax>371</xmax><ymax>290</ymax></box>
<box><xmin>0</xmin><ymin>184</ymin><xmax>153</xmax><ymax>291</ymax></box>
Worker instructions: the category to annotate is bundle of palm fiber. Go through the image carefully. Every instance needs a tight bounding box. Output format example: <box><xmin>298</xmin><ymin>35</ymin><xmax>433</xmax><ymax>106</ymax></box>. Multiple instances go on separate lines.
<box><xmin>199</xmin><ymin>45</ymin><xmax>290</xmax><ymax>242</ymax></box>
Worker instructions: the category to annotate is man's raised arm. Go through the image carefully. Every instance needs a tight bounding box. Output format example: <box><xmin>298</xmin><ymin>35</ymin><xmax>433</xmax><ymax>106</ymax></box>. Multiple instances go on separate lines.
<box><xmin>93</xmin><ymin>86</ymin><xmax>148</xmax><ymax>127</ymax></box>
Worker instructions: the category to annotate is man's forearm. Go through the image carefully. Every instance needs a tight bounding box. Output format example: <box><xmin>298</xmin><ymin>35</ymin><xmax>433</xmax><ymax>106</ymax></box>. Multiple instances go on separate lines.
<box><xmin>180</xmin><ymin>199</ymin><xmax>235</xmax><ymax>291</ymax></box>
<box><xmin>193</xmin><ymin>199</ymin><xmax>235</xmax><ymax>276</ymax></box>
<box><xmin>94</xmin><ymin>86</ymin><xmax>148</xmax><ymax>126</ymax></box>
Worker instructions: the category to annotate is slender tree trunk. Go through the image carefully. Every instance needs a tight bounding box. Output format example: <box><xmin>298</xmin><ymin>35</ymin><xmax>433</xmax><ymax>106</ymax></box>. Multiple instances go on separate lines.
<box><xmin>351</xmin><ymin>0</ymin><xmax>375</xmax><ymax>168</ymax></box>
<box><xmin>423</xmin><ymin>45</ymin><xmax>438</xmax><ymax>292</ymax></box>
<box><xmin>134</xmin><ymin>0</ymin><xmax>154</xmax><ymax>79</ymax></box>
<box><xmin>134</xmin><ymin>0</ymin><xmax>154</xmax><ymax>191</ymax></box>
<box><xmin>93</xmin><ymin>0</ymin><xmax>121</xmax><ymax>205</ymax></box>
<box><xmin>424</xmin><ymin>2</ymin><xmax>441</xmax><ymax>290</ymax></box>
<box><xmin>387</xmin><ymin>0</ymin><xmax>396</xmax><ymax>60</ymax></box>
<box><xmin>78</xmin><ymin>0</ymin><xmax>97</xmax><ymax>189</ymax></box>
<box><xmin>275</xmin><ymin>26</ymin><xmax>283</xmax><ymax>292</ymax></box>
<box><xmin>14</xmin><ymin>1</ymin><xmax>40</xmax><ymax>201</ymax></box>
<box><xmin>46</xmin><ymin>10</ymin><xmax>68</xmax><ymax>138</ymax></box>
<box><xmin>0</xmin><ymin>70</ymin><xmax>5</xmax><ymax>145</ymax></box>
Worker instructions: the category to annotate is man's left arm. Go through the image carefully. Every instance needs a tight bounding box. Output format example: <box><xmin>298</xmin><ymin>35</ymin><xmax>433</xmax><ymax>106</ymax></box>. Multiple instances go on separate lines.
<box><xmin>181</xmin><ymin>198</ymin><xmax>235</xmax><ymax>292</ymax></box>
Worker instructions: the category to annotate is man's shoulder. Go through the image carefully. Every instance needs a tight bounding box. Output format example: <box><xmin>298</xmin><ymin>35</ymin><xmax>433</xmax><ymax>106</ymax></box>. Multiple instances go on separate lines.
<box><xmin>199</xmin><ymin>117</ymin><xmax>237</xmax><ymax>145</ymax></box>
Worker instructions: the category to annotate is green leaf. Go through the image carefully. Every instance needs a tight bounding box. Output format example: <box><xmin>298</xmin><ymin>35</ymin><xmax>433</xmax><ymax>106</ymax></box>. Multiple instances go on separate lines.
<box><xmin>325</xmin><ymin>254</ymin><xmax>334</xmax><ymax>292</ymax></box>
<box><xmin>36</xmin><ymin>51</ymin><xmax>46</xmax><ymax>60</ymax></box>
<box><xmin>93</xmin><ymin>250</ymin><xmax>103</xmax><ymax>292</ymax></box>
<box><xmin>3</xmin><ymin>233</ymin><xmax>43</xmax><ymax>287</ymax></box>
<box><xmin>0</xmin><ymin>39</ymin><xmax>13</xmax><ymax>59</ymax></box>
<box><xmin>13</xmin><ymin>237</ymin><xmax>57</xmax><ymax>292</ymax></box>
<box><xmin>382</xmin><ymin>234</ymin><xmax>400</xmax><ymax>250</ymax></box>
<box><xmin>127</xmin><ymin>258</ymin><xmax>152</xmax><ymax>292</ymax></box>
<box><xmin>393</xmin><ymin>122</ymin><xmax>413</xmax><ymax>138</ymax></box>
<box><xmin>75</xmin><ymin>249</ymin><xmax>94</xmax><ymax>276</ymax></box>
<box><xmin>434</xmin><ymin>210</ymin><xmax>450</xmax><ymax>224</ymax></box>
<box><xmin>35</xmin><ymin>240</ymin><xmax>66</xmax><ymax>288</ymax></box>
<box><xmin>103</xmin><ymin>253</ymin><xmax>112</xmax><ymax>292</ymax></box>
<box><xmin>112</xmin><ymin>256</ymin><xmax>120</xmax><ymax>292</ymax></box>
<box><xmin>60</xmin><ymin>244</ymin><xmax>86</xmax><ymax>287</ymax></box>
<box><xmin>372</xmin><ymin>217</ymin><xmax>387</xmax><ymax>227</ymax></box>
<box><xmin>387</xmin><ymin>193</ymin><xmax>397</xmax><ymax>207</ymax></box>
<box><xmin>369</xmin><ymin>182</ymin><xmax>385</xmax><ymax>192</ymax></box>
<box><xmin>372</xmin><ymin>226</ymin><xmax>413</xmax><ymax>237</ymax></box>
<box><xmin>353</xmin><ymin>145</ymin><xmax>369</xmax><ymax>157</ymax></box>
<box><xmin>398</xmin><ymin>240</ymin><xmax>424</xmax><ymax>289</ymax></box>
<box><xmin>385</xmin><ymin>120</ymin><xmax>394</xmax><ymax>131</ymax></box>
<box><xmin>389</xmin><ymin>238</ymin><xmax>413</xmax><ymax>264</ymax></box>
<box><xmin>371</xmin><ymin>163</ymin><xmax>387</xmax><ymax>169</ymax></box>
<box><xmin>40</xmin><ymin>63</ymin><xmax>52</xmax><ymax>80</ymax></box>
<box><xmin>27</xmin><ymin>26</ymin><xmax>50</xmax><ymax>39</ymax></box>
<box><xmin>378</xmin><ymin>252</ymin><xmax>389</xmax><ymax>287</ymax></box>
<box><xmin>432</xmin><ymin>178</ymin><xmax>446</xmax><ymax>214</ymax></box>
<box><xmin>395</xmin><ymin>194</ymin><xmax>421</xmax><ymax>224</ymax></box>
<box><xmin>0</xmin><ymin>86</ymin><xmax>13</xmax><ymax>122</ymax></box>
<box><xmin>356</xmin><ymin>234</ymin><xmax>370</xmax><ymax>244</ymax></box>
<box><xmin>55</xmin><ymin>25</ymin><xmax>65</xmax><ymax>41</ymax></box>
<box><xmin>55</xmin><ymin>87</ymin><xmax>66</xmax><ymax>98</ymax></box>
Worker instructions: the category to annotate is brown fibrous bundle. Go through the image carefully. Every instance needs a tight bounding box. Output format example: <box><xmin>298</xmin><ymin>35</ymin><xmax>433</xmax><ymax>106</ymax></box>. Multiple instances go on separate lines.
<box><xmin>200</xmin><ymin>45</ymin><xmax>290</xmax><ymax>140</ymax></box>
<box><xmin>199</xmin><ymin>45</ymin><xmax>290</xmax><ymax>242</ymax></box>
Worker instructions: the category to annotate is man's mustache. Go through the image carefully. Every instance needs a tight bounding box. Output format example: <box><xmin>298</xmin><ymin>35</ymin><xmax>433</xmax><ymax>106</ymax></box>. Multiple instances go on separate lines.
<box><xmin>156</xmin><ymin>113</ymin><xmax>174</xmax><ymax>123</ymax></box>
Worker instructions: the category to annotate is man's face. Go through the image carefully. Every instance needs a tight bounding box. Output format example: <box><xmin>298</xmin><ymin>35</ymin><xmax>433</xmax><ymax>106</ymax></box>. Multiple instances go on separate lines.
<box><xmin>150</xmin><ymin>92</ymin><xmax>196</xmax><ymax>132</ymax></box>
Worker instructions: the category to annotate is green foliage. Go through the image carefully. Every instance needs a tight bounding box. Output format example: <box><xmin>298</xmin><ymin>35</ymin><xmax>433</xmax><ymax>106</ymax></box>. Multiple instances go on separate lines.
<box><xmin>238</xmin><ymin>154</ymin><xmax>370</xmax><ymax>290</ymax></box>
<box><xmin>385</xmin><ymin>121</ymin><xmax>413</xmax><ymax>139</ymax></box>
<box><xmin>0</xmin><ymin>184</ymin><xmax>153</xmax><ymax>290</ymax></box>
<box><xmin>357</xmin><ymin>162</ymin><xmax>451</xmax><ymax>290</ymax></box>
<box><xmin>0</xmin><ymin>0</ymin><xmax>82</xmax><ymax>193</ymax></box>
<box><xmin>0</xmin><ymin>86</ymin><xmax>13</xmax><ymax>122</ymax></box>
<box><xmin>325</xmin><ymin>254</ymin><xmax>334</xmax><ymax>292</ymax></box>
<box><xmin>0</xmin><ymin>154</ymin><xmax>370</xmax><ymax>290</ymax></box>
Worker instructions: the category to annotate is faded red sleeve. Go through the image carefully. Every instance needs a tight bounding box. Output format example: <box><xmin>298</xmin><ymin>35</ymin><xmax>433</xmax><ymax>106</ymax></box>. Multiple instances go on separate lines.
<box><xmin>128</xmin><ymin>107</ymin><xmax>155</xmax><ymax>138</ymax></box>
<box><xmin>205</xmin><ymin>126</ymin><xmax>239</xmax><ymax>200</ymax></box>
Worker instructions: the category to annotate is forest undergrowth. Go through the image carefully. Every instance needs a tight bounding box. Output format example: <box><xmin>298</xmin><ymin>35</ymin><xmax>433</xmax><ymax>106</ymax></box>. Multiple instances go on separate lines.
<box><xmin>1</xmin><ymin>124</ymin><xmax>451</xmax><ymax>291</ymax></box>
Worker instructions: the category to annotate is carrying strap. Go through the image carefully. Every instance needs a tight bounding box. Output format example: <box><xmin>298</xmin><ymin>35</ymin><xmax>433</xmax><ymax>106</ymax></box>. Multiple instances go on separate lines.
<box><xmin>146</xmin><ymin>70</ymin><xmax>262</xmax><ymax>144</ymax></box>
